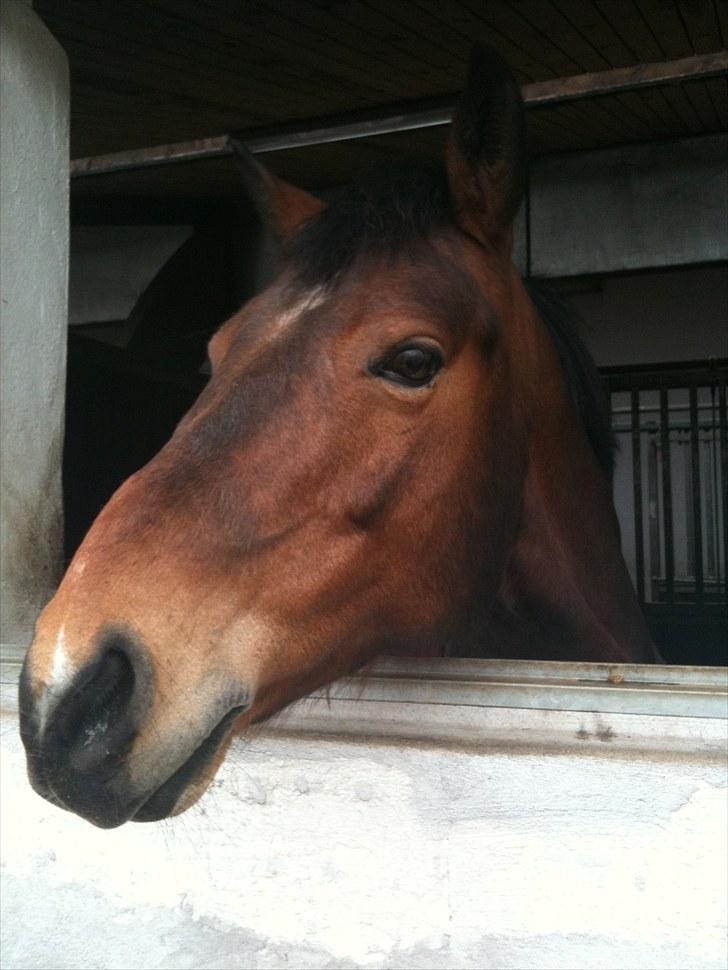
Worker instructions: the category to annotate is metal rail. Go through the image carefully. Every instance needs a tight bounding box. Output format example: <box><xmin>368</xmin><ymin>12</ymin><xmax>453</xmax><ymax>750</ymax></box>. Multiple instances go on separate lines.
<box><xmin>70</xmin><ymin>51</ymin><xmax>728</xmax><ymax>178</ymax></box>
<box><xmin>3</xmin><ymin>655</ymin><xmax>727</xmax><ymax>721</ymax></box>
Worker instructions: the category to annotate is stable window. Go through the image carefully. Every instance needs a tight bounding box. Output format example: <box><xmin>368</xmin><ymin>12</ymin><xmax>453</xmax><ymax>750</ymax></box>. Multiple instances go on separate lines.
<box><xmin>2</xmin><ymin>52</ymin><xmax>727</xmax><ymax>694</ymax></box>
<box><xmin>55</xmin><ymin>141</ymin><xmax>728</xmax><ymax>673</ymax></box>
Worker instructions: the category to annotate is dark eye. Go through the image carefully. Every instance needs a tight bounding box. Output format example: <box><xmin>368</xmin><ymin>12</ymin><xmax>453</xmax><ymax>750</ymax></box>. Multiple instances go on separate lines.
<box><xmin>373</xmin><ymin>344</ymin><xmax>443</xmax><ymax>387</ymax></box>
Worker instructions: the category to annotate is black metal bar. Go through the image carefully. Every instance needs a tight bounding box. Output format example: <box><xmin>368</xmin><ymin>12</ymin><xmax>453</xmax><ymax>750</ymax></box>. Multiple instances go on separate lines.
<box><xmin>631</xmin><ymin>388</ymin><xmax>645</xmax><ymax>603</ymax></box>
<box><xmin>659</xmin><ymin>388</ymin><xmax>675</xmax><ymax>606</ymax></box>
<box><xmin>689</xmin><ymin>385</ymin><xmax>704</xmax><ymax>605</ymax></box>
<box><xmin>601</xmin><ymin>359</ymin><xmax>728</xmax><ymax>393</ymax></box>
<box><xmin>606</xmin><ymin>383</ymin><xmax>613</xmax><ymax>428</ymax></box>
<box><xmin>69</xmin><ymin>51</ymin><xmax>728</xmax><ymax>177</ymax></box>
<box><xmin>648</xmin><ymin>435</ymin><xmax>660</xmax><ymax>595</ymax></box>
<box><xmin>718</xmin><ymin>378</ymin><xmax>728</xmax><ymax>625</ymax></box>
<box><xmin>523</xmin><ymin>50</ymin><xmax>728</xmax><ymax>107</ymax></box>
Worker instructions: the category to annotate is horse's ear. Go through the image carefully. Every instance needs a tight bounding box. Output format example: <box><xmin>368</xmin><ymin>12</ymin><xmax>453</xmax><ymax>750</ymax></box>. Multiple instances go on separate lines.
<box><xmin>446</xmin><ymin>45</ymin><xmax>526</xmax><ymax>254</ymax></box>
<box><xmin>230</xmin><ymin>140</ymin><xmax>325</xmax><ymax>286</ymax></box>
<box><xmin>230</xmin><ymin>139</ymin><xmax>324</xmax><ymax>242</ymax></box>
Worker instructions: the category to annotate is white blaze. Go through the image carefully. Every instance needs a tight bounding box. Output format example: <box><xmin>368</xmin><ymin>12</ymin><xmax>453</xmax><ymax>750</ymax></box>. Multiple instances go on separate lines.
<box><xmin>269</xmin><ymin>285</ymin><xmax>327</xmax><ymax>339</ymax></box>
<box><xmin>37</xmin><ymin>625</ymin><xmax>75</xmax><ymax>732</ymax></box>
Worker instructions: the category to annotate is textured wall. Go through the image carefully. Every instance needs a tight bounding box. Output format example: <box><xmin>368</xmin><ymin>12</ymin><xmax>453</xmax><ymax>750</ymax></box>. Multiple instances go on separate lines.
<box><xmin>0</xmin><ymin>2</ymin><xmax>69</xmax><ymax>647</ymax></box>
<box><xmin>530</xmin><ymin>134</ymin><xmax>728</xmax><ymax>278</ymax></box>
<box><xmin>1</xmin><ymin>687</ymin><xmax>725</xmax><ymax>970</ymax></box>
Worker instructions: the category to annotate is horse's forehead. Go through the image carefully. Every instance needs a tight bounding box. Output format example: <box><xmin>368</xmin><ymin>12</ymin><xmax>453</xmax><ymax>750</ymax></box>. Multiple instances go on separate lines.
<box><xmin>226</xmin><ymin>246</ymin><xmax>488</xmax><ymax>367</ymax></box>
<box><xmin>280</xmin><ymin>248</ymin><xmax>483</xmax><ymax>330</ymax></box>
<box><xmin>337</xmin><ymin>250</ymin><xmax>492</xmax><ymax>348</ymax></box>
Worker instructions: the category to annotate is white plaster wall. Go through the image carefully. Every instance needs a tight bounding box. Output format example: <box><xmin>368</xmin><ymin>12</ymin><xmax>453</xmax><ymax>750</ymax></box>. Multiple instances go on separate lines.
<box><xmin>0</xmin><ymin>2</ymin><xmax>69</xmax><ymax>646</ymax></box>
<box><xmin>69</xmin><ymin>225</ymin><xmax>193</xmax><ymax>328</ymax></box>
<box><xmin>530</xmin><ymin>134</ymin><xmax>728</xmax><ymax>277</ymax></box>
<box><xmin>1</xmin><ymin>680</ymin><xmax>726</xmax><ymax>970</ymax></box>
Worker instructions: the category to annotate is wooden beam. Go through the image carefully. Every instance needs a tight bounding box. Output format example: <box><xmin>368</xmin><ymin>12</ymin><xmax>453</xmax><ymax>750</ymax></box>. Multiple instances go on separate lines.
<box><xmin>524</xmin><ymin>51</ymin><xmax>728</xmax><ymax>107</ymax></box>
<box><xmin>70</xmin><ymin>135</ymin><xmax>231</xmax><ymax>178</ymax></box>
<box><xmin>71</xmin><ymin>51</ymin><xmax>728</xmax><ymax>177</ymax></box>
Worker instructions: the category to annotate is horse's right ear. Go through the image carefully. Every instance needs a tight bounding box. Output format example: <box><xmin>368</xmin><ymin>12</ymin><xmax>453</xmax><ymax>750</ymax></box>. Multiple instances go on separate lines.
<box><xmin>446</xmin><ymin>46</ymin><xmax>526</xmax><ymax>255</ymax></box>
<box><xmin>230</xmin><ymin>139</ymin><xmax>325</xmax><ymax>243</ymax></box>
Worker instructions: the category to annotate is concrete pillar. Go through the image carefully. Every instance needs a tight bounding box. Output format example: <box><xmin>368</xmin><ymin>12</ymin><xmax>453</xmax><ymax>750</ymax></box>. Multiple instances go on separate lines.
<box><xmin>0</xmin><ymin>2</ymin><xmax>69</xmax><ymax>650</ymax></box>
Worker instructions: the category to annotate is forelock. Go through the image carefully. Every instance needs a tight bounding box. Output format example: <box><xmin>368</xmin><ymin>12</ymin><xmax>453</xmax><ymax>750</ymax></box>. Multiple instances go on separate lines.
<box><xmin>282</xmin><ymin>163</ymin><xmax>454</xmax><ymax>288</ymax></box>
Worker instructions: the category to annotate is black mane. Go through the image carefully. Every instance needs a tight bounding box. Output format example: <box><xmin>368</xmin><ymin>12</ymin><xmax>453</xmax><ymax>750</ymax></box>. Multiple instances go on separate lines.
<box><xmin>524</xmin><ymin>280</ymin><xmax>616</xmax><ymax>478</ymax></box>
<box><xmin>285</xmin><ymin>164</ymin><xmax>615</xmax><ymax>478</ymax></box>
<box><xmin>285</xmin><ymin>163</ymin><xmax>453</xmax><ymax>287</ymax></box>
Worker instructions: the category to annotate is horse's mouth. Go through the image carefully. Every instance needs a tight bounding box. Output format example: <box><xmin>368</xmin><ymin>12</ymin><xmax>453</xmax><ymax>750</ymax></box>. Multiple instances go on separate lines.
<box><xmin>25</xmin><ymin>703</ymin><xmax>246</xmax><ymax>828</ymax></box>
<box><xmin>131</xmin><ymin>705</ymin><xmax>246</xmax><ymax>823</ymax></box>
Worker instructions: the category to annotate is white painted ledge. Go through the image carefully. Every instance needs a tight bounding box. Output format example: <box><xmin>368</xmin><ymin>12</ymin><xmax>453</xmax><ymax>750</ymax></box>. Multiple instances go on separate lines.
<box><xmin>2</xmin><ymin>656</ymin><xmax>726</xmax><ymax>969</ymax></box>
<box><xmin>4</xmin><ymin>654</ymin><xmax>725</xmax><ymax>754</ymax></box>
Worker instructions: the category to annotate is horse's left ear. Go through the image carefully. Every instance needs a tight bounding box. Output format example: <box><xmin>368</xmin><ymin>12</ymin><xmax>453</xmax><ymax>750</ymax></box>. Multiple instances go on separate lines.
<box><xmin>446</xmin><ymin>45</ymin><xmax>526</xmax><ymax>255</ymax></box>
<box><xmin>230</xmin><ymin>139</ymin><xmax>325</xmax><ymax>242</ymax></box>
<box><xmin>230</xmin><ymin>140</ymin><xmax>325</xmax><ymax>286</ymax></box>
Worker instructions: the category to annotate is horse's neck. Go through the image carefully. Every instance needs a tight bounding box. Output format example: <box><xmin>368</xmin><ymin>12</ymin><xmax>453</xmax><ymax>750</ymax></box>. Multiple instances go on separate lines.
<box><xmin>485</xmin><ymin>372</ymin><xmax>658</xmax><ymax>664</ymax></box>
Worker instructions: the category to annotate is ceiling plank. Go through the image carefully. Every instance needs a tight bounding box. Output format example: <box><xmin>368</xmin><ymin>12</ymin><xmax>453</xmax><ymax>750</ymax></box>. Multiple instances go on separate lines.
<box><xmin>70</xmin><ymin>52</ymin><xmax>728</xmax><ymax>178</ymax></box>
<box><xmin>457</xmin><ymin>0</ymin><xmax>649</xmax><ymax>138</ymax></box>
<box><xmin>716</xmin><ymin>0</ymin><xmax>728</xmax><ymax>46</ymax></box>
<box><xmin>590</xmin><ymin>0</ymin><xmax>694</xmax><ymax>129</ymax></box>
<box><xmin>677</xmin><ymin>0</ymin><xmax>724</xmax><ymax>52</ymax></box>
<box><xmin>549</xmin><ymin>0</ymin><xmax>676</xmax><ymax>135</ymax></box>
<box><xmin>506</xmin><ymin>0</ymin><xmax>663</xmax><ymax>134</ymax></box>
<box><xmin>704</xmin><ymin>76</ymin><xmax>728</xmax><ymax>126</ymax></box>
<box><xmin>635</xmin><ymin>0</ymin><xmax>710</xmax><ymax>130</ymax></box>
<box><xmin>34</xmin><ymin>0</ymin><xmax>728</xmax><ymax>162</ymax></box>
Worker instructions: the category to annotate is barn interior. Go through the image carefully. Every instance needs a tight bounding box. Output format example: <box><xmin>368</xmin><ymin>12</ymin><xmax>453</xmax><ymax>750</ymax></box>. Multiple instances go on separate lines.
<box><xmin>33</xmin><ymin>0</ymin><xmax>727</xmax><ymax>664</ymax></box>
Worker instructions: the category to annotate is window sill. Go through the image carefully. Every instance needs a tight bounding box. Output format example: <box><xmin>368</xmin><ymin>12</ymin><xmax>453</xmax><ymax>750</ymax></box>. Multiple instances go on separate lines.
<box><xmin>4</xmin><ymin>653</ymin><xmax>725</xmax><ymax>759</ymax></box>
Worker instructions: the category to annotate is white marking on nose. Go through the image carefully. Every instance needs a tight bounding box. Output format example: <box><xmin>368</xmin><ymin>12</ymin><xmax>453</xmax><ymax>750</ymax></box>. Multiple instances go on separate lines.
<box><xmin>37</xmin><ymin>625</ymin><xmax>75</xmax><ymax>732</ymax></box>
<box><xmin>71</xmin><ymin>556</ymin><xmax>87</xmax><ymax>578</ymax></box>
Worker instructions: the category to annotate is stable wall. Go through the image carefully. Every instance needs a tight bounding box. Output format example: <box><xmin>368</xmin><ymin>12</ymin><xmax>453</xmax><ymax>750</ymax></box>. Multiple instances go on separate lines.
<box><xmin>1</xmin><ymin>659</ymin><xmax>726</xmax><ymax>970</ymax></box>
<box><xmin>565</xmin><ymin>263</ymin><xmax>728</xmax><ymax>368</ymax></box>
<box><xmin>529</xmin><ymin>134</ymin><xmax>727</xmax><ymax>278</ymax></box>
<box><xmin>0</xmin><ymin>1</ymin><xmax>69</xmax><ymax>648</ymax></box>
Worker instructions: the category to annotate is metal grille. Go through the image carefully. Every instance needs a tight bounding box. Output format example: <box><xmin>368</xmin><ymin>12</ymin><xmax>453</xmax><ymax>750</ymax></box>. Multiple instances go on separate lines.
<box><xmin>603</xmin><ymin>360</ymin><xmax>727</xmax><ymax>663</ymax></box>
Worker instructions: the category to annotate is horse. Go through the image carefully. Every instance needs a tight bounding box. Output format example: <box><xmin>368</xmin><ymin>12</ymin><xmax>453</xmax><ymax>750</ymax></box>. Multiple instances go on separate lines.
<box><xmin>19</xmin><ymin>46</ymin><xmax>659</xmax><ymax>829</ymax></box>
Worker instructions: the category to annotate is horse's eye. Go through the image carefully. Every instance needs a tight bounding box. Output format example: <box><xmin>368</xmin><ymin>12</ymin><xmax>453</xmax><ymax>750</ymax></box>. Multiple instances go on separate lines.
<box><xmin>374</xmin><ymin>345</ymin><xmax>443</xmax><ymax>387</ymax></box>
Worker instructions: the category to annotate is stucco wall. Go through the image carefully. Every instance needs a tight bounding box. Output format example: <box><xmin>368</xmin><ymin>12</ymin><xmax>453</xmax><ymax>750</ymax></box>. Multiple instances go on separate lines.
<box><xmin>0</xmin><ymin>1</ymin><xmax>69</xmax><ymax>647</ymax></box>
<box><xmin>530</xmin><ymin>134</ymin><xmax>728</xmax><ymax>277</ymax></box>
<box><xmin>1</xmin><ymin>661</ymin><xmax>726</xmax><ymax>970</ymax></box>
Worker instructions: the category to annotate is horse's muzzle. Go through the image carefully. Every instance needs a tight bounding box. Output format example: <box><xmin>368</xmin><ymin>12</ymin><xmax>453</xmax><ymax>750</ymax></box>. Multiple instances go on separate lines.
<box><xmin>19</xmin><ymin>629</ymin><xmax>152</xmax><ymax>828</ymax></box>
<box><xmin>19</xmin><ymin>628</ymin><xmax>250</xmax><ymax>828</ymax></box>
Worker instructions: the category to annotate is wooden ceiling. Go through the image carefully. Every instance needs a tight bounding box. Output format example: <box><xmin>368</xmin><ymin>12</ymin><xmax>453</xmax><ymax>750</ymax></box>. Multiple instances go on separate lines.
<box><xmin>35</xmin><ymin>0</ymin><xmax>727</xmax><ymax>195</ymax></box>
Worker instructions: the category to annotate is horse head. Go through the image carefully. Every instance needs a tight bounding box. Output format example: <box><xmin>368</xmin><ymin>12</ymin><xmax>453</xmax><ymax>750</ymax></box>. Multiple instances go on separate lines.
<box><xmin>20</xmin><ymin>47</ymin><xmax>655</xmax><ymax>828</ymax></box>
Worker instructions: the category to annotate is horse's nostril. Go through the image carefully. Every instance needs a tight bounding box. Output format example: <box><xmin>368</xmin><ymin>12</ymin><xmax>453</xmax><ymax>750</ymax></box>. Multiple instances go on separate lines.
<box><xmin>69</xmin><ymin>650</ymin><xmax>136</xmax><ymax>774</ymax></box>
<box><xmin>48</xmin><ymin>640</ymin><xmax>140</xmax><ymax>779</ymax></box>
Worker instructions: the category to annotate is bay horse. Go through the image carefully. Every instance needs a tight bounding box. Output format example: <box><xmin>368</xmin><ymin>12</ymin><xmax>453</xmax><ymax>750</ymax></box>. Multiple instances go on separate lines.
<box><xmin>20</xmin><ymin>47</ymin><xmax>658</xmax><ymax>829</ymax></box>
